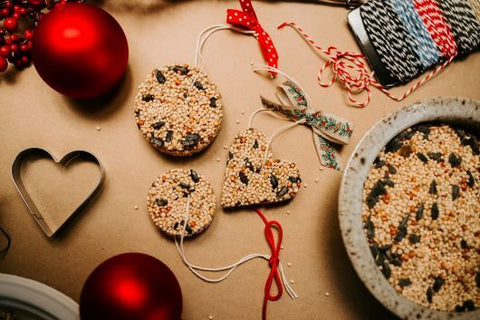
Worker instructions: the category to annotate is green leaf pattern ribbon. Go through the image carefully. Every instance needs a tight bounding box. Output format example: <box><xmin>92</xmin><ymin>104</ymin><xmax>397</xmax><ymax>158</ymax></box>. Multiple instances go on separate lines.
<box><xmin>260</xmin><ymin>81</ymin><xmax>354</xmax><ymax>170</ymax></box>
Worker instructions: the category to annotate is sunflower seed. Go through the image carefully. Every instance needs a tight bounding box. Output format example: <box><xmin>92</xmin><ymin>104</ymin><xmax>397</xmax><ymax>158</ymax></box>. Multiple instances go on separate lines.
<box><xmin>165</xmin><ymin>130</ymin><xmax>173</xmax><ymax>142</ymax></box>
<box><xmin>156</xmin><ymin>198</ymin><xmax>168</xmax><ymax>206</ymax></box>
<box><xmin>370</xmin><ymin>243</ymin><xmax>379</xmax><ymax>259</ymax></box>
<box><xmin>387</xmin><ymin>164</ymin><xmax>397</xmax><ymax>174</ymax></box>
<box><xmin>429</xmin><ymin>180</ymin><xmax>437</xmax><ymax>194</ymax></box>
<box><xmin>179</xmin><ymin>182</ymin><xmax>190</xmax><ymax>189</ymax></box>
<box><xmin>270</xmin><ymin>174</ymin><xmax>279</xmax><ymax>189</ymax></box>
<box><xmin>426</xmin><ymin>287</ymin><xmax>433</xmax><ymax>303</ymax></box>
<box><xmin>385</xmin><ymin>138</ymin><xmax>403</xmax><ymax>153</ymax></box>
<box><xmin>467</xmin><ymin>170</ymin><xmax>475</xmax><ymax>187</ymax></box>
<box><xmin>152</xmin><ymin>121</ymin><xmax>166</xmax><ymax>129</ymax></box>
<box><xmin>194</xmin><ymin>81</ymin><xmax>204</xmax><ymax>90</ymax></box>
<box><xmin>365</xmin><ymin>215</ymin><xmax>375</xmax><ymax>239</ymax></box>
<box><xmin>381</xmin><ymin>261</ymin><xmax>391</xmax><ymax>279</ymax></box>
<box><xmin>173</xmin><ymin>65</ymin><xmax>189</xmax><ymax>74</ymax></box>
<box><xmin>154</xmin><ymin>69</ymin><xmax>166</xmax><ymax>84</ymax></box>
<box><xmin>407</xmin><ymin>234</ymin><xmax>419</xmax><ymax>244</ymax></box>
<box><xmin>151</xmin><ymin>138</ymin><xmax>164</xmax><ymax>148</ymax></box>
<box><xmin>427</xmin><ymin>152</ymin><xmax>443</xmax><ymax>161</ymax></box>
<box><xmin>452</xmin><ymin>185</ymin><xmax>460</xmax><ymax>201</ymax></box>
<box><xmin>431</xmin><ymin>202</ymin><xmax>439</xmax><ymax>220</ymax></box>
<box><xmin>448</xmin><ymin>152</ymin><xmax>462</xmax><ymax>167</ymax></box>
<box><xmin>399</xmin><ymin>278</ymin><xmax>412</xmax><ymax>288</ymax></box>
<box><xmin>209</xmin><ymin>97</ymin><xmax>217</xmax><ymax>108</ymax></box>
<box><xmin>190</xmin><ymin>169</ymin><xmax>199</xmax><ymax>183</ymax></box>
<box><xmin>239</xmin><ymin>172</ymin><xmax>249</xmax><ymax>185</ymax></box>
<box><xmin>277</xmin><ymin>186</ymin><xmax>288</xmax><ymax>197</ymax></box>
<box><xmin>416</xmin><ymin>204</ymin><xmax>424</xmax><ymax>221</ymax></box>
<box><xmin>416</xmin><ymin>152</ymin><xmax>428</xmax><ymax>163</ymax></box>
<box><xmin>142</xmin><ymin>94</ymin><xmax>155</xmax><ymax>102</ymax></box>
<box><xmin>433</xmin><ymin>277</ymin><xmax>444</xmax><ymax>292</ymax></box>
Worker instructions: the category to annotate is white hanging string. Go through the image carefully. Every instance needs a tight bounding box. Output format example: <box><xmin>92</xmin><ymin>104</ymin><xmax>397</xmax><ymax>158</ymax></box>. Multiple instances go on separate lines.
<box><xmin>186</xmin><ymin>24</ymin><xmax>256</xmax><ymax>98</ymax></box>
<box><xmin>247</xmin><ymin>63</ymin><xmax>310</xmax><ymax>169</ymax></box>
<box><xmin>251</xmin><ymin>63</ymin><xmax>314</xmax><ymax>106</ymax></box>
<box><xmin>174</xmin><ymin>197</ymin><xmax>298</xmax><ymax>300</ymax></box>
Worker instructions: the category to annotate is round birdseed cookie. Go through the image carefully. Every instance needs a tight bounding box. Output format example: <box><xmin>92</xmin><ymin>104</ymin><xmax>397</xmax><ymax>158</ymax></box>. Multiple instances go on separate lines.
<box><xmin>134</xmin><ymin>65</ymin><xmax>223</xmax><ymax>156</ymax></box>
<box><xmin>148</xmin><ymin>169</ymin><xmax>215</xmax><ymax>237</ymax></box>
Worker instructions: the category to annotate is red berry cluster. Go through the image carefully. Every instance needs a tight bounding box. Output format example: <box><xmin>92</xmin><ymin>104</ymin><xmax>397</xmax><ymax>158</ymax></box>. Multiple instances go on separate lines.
<box><xmin>0</xmin><ymin>0</ymin><xmax>80</xmax><ymax>73</ymax></box>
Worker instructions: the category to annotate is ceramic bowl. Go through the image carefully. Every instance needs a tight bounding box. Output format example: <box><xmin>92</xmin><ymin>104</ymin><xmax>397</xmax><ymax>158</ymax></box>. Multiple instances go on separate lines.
<box><xmin>338</xmin><ymin>97</ymin><xmax>480</xmax><ymax>320</ymax></box>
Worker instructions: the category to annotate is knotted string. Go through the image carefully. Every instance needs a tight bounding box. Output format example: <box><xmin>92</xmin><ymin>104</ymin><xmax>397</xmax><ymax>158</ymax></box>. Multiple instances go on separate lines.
<box><xmin>174</xmin><ymin>197</ymin><xmax>297</xmax><ymax>319</ymax></box>
<box><xmin>255</xmin><ymin>208</ymin><xmax>285</xmax><ymax>320</ymax></box>
<box><xmin>277</xmin><ymin>21</ymin><xmax>457</xmax><ymax>108</ymax></box>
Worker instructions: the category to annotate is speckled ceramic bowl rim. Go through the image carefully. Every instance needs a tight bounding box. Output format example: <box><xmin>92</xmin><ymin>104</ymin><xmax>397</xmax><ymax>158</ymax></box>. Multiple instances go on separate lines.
<box><xmin>338</xmin><ymin>97</ymin><xmax>480</xmax><ymax>320</ymax></box>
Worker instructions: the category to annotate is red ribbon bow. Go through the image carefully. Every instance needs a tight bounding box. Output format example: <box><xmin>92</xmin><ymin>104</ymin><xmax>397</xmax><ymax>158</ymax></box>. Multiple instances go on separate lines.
<box><xmin>255</xmin><ymin>209</ymin><xmax>283</xmax><ymax>320</ymax></box>
<box><xmin>227</xmin><ymin>0</ymin><xmax>279</xmax><ymax>71</ymax></box>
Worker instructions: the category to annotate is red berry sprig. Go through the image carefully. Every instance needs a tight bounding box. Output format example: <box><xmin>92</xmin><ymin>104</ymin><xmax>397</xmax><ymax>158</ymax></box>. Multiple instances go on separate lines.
<box><xmin>0</xmin><ymin>0</ymin><xmax>83</xmax><ymax>73</ymax></box>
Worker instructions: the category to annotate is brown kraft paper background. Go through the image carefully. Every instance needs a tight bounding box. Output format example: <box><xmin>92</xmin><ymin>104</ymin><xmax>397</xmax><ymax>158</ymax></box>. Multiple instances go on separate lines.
<box><xmin>1</xmin><ymin>1</ymin><xmax>480</xmax><ymax>319</ymax></box>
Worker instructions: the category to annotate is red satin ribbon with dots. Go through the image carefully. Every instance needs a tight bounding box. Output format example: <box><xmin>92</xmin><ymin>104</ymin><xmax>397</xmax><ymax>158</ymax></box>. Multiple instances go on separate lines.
<box><xmin>255</xmin><ymin>209</ymin><xmax>283</xmax><ymax>320</ymax></box>
<box><xmin>227</xmin><ymin>0</ymin><xmax>279</xmax><ymax>72</ymax></box>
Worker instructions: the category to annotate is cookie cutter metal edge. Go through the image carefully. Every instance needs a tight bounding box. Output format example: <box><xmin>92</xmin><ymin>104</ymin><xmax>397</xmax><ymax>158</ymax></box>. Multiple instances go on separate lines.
<box><xmin>347</xmin><ymin>7</ymin><xmax>399</xmax><ymax>88</ymax></box>
<box><xmin>11</xmin><ymin>148</ymin><xmax>106</xmax><ymax>238</ymax></box>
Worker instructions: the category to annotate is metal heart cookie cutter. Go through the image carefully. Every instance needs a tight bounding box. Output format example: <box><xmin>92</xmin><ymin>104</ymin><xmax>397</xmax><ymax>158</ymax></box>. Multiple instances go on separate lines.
<box><xmin>11</xmin><ymin>148</ymin><xmax>105</xmax><ymax>237</ymax></box>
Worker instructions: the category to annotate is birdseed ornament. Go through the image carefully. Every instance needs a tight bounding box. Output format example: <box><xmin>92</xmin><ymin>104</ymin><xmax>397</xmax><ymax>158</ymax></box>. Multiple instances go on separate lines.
<box><xmin>221</xmin><ymin>127</ymin><xmax>302</xmax><ymax>208</ymax></box>
<box><xmin>134</xmin><ymin>0</ymin><xmax>280</xmax><ymax>156</ymax></box>
<box><xmin>147</xmin><ymin>169</ymin><xmax>297</xmax><ymax>320</ymax></box>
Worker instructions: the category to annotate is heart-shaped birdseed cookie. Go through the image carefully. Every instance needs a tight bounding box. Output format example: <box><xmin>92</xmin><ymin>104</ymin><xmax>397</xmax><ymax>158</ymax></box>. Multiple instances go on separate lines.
<box><xmin>221</xmin><ymin>128</ymin><xmax>301</xmax><ymax>208</ymax></box>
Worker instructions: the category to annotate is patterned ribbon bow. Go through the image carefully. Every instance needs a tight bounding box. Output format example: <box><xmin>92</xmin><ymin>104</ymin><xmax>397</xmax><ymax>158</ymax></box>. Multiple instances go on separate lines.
<box><xmin>227</xmin><ymin>0</ymin><xmax>279</xmax><ymax>70</ymax></box>
<box><xmin>261</xmin><ymin>81</ymin><xmax>354</xmax><ymax>170</ymax></box>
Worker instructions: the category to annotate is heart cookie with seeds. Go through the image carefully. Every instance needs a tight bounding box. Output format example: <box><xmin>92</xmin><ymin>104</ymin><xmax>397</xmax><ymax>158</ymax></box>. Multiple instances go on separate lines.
<box><xmin>221</xmin><ymin>128</ymin><xmax>301</xmax><ymax>208</ymax></box>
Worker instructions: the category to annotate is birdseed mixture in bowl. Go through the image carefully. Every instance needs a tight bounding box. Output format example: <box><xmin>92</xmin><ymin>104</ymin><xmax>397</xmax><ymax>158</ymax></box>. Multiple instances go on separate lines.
<box><xmin>134</xmin><ymin>65</ymin><xmax>223</xmax><ymax>156</ymax></box>
<box><xmin>362</xmin><ymin>123</ymin><xmax>479</xmax><ymax>313</ymax></box>
<box><xmin>339</xmin><ymin>97</ymin><xmax>480</xmax><ymax>320</ymax></box>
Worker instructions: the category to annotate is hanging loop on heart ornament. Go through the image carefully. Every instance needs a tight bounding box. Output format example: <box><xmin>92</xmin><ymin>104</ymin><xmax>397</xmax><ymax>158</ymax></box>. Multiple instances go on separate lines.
<box><xmin>11</xmin><ymin>148</ymin><xmax>105</xmax><ymax>237</ymax></box>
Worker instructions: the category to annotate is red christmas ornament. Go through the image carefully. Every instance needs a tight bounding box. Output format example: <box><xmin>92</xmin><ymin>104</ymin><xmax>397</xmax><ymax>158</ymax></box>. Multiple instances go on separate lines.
<box><xmin>80</xmin><ymin>253</ymin><xmax>183</xmax><ymax>320</ymax></box>
<box><xmin>31</xmin><ymin>3</ymin><xmax>128</xmax><ymax>98</ymax></box>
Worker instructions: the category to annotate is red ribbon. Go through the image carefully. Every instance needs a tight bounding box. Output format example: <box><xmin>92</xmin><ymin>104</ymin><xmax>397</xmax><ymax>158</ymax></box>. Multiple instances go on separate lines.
<box><xmin>255</xmin><ymin>209</ymin><xmax>283</xmax><ymax>320</ymax></box>
<box><xmin>227</xmin><ymin>0</ymin><xmax>279</xmax><ymax>71</ymax></box>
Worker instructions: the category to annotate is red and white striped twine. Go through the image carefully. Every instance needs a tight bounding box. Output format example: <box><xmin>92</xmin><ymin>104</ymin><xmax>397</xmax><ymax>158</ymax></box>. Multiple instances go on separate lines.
<box><xmin>277</xmin><ymin>21</ymin><xmax>456</xmax><ymax>108</ymax></box>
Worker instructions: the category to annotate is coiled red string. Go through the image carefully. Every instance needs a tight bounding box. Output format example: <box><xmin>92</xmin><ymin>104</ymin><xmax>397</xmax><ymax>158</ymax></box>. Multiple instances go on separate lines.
<box><xmin>277</xmin><ymin>21</ymin><xmax>456</xmax><ymax>108</ymax></box>
<box><xmin>255</xmin><ymin>208</ymin><xmax>283</xmax><ymax>320</ymax></box>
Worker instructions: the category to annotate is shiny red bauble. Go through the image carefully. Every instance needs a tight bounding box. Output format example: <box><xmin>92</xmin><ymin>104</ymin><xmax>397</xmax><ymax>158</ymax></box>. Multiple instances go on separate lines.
<box><xmin>80</xmin><ymin>253</ymin><xmax>183</xmax><ymax>320</ymax></box>
<box><xmin>31</xmin><ymin>3</ymin><xmax>128</xmax><ymax>99</ymax></box>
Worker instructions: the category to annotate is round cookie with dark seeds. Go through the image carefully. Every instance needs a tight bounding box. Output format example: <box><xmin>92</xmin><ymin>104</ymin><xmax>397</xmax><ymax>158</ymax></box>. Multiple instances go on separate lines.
<box><xmin>148</xmin><ymin>169</ymin><xmax>215</xmax><ymax>237</ymax></box>
<box><xmin>134</xmin><ymin>65</ymin><xmax>223</xmax><ymax>156</ymax></box>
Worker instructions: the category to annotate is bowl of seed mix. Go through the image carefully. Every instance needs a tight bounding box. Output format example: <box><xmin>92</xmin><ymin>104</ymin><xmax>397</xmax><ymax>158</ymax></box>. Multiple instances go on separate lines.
<box><xmin>338</xmin><ymin>97</ymin><xmax>480</xmax><ymax>320</ymax></box>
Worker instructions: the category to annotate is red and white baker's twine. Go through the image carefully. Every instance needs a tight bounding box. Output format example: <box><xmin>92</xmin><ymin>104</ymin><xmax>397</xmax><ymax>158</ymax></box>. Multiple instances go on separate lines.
<box><xmin>277</xmin><ymin>0</ymin><xmax>480</xmax><ymax>107</ymax></box>
<box><xmin>277</xmin><ymin>21</ymin><xmax>459</xmax><ymax>108</ymax></box>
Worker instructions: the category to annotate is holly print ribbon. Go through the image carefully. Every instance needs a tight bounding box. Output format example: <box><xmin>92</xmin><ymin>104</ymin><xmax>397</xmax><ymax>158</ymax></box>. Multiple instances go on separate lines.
<box><xmin>227</xmin><ymin>0</ymin><xmax>279</xmax><ymax>70</ymax></box>
<box><xmin>261</xmin><ymin>81</ymin><xmax>354</xmax><ymax>170</ymax></box>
